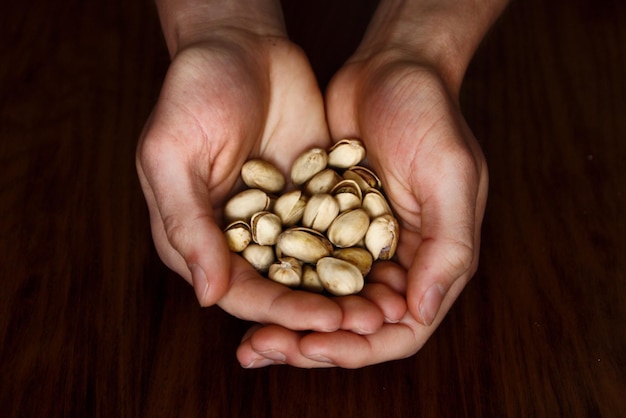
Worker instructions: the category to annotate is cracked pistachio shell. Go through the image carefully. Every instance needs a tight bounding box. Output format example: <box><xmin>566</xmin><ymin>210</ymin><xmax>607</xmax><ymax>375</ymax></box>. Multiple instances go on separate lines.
<box><xmin>242</xmin><ymin>244</ymin><xmax>275</xmax><ymax>272</ymax></box>
<box><xmin>300</xmin><ymin>264</ymin><xmax>324</xmax><ymax>293</ymax></box>
<box><xmin>273</xmin><ymin>190</ymin><xmax>307</xmax><ymax>226</ymax></box>
<box><xmin>327</xmin><ymin>208</ymin><xmax>370</xmax><ymax>248</ymax></box>
<box><xmin>275</xmin><ymin>227</ymin><xmax>333</xmax><ymax>264</ymax></box>
<box><xmin>302</xmin><ymin>193</ymin><xmax>340</xmax><ymax>232</ymax></box>
<box><xmin>327</xmin><ymin>139</ymin><xmax>366</xmax><ymax>169</ymax></box>
<box><xmin>224</xmin><ymin>220</ymin><xmax>252</xmax><ymax>252</ymax></box>
<box><xmin>331</xmin><ymin>179</ymin><xmax>363</xmax><ymax>212</ymax></box>
<box><xmin>290</xmin><ymin>147</ymin><xmax>328</xmax><ymax>185</ymax></box>
<box><xmin>268</xmin><ymin>257</ymin><xmax>302</xmax><ymax>288</ymax></box>
<box><xmin>303</xmin><ymin>168</ymin><xmax>342</xmax><ymax>195</ymax></box>
<box><xmin>365</xmin><ymin>214</ymin><xmax>399</xmax><ymax>260</ymax></box>
<box><xmin>362</xmin><ymin>189</ymin><xmax>392</xmax><ymax>218</ymax></box>
<box><xmin>343</xmin><ymin>166</ymin><xmax>382</xmax><ymax>192</ymax></box>
<box><xmin>224</xmin><ymin>189</ymin><xmax>270</xmax><ymax>222</ymax></box>
<box><xmin>316</xmin><ymin>257</ymin><xmax>364</xmax><ymax>296</ymax></box>
<box><xmin>333</xmin><ymin>247</ymin><xmax>373</xmax><ymax>276</ymax></box>
<box><xmin>240</xmin><ymin>159</ymin><xmax>286</xmax><ymax>194</ymax></box>
<box><xmin>250</xmin><ymin>211</ymin><xmax>282</xmax><ymax>246</ymax></box>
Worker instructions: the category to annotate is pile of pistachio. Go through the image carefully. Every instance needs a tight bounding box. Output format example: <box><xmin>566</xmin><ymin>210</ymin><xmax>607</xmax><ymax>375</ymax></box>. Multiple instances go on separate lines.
<box><xmin>222</xmin><ymin>139</ymin><xmax>399</xmax><ymax>296</ymax></box>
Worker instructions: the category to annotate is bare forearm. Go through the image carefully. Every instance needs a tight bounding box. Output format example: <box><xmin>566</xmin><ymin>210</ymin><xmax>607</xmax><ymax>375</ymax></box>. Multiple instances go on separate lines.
<box><xmin>355</xmin><ymin>0</ymin><xmax>510</xmax><ymax>94</ymax></box>
<box><xmin>155</xmin><ymin>0</ymin><xmax>286</xmax><ymax>56</ymax></box>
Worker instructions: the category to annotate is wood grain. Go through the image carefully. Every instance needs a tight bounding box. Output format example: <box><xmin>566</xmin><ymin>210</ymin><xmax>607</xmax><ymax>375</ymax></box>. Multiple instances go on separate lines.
<box><xmin>1</xmin><ymin>0</ymin><xmax>625</xmax><ymax>416</ymax></box>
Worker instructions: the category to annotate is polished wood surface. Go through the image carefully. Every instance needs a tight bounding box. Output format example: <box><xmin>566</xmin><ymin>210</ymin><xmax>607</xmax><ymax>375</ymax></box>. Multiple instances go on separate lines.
<box><xmin>1</xmin><ymin>0</ymin><xmax>625</xmax><ymax>416</ymax></box>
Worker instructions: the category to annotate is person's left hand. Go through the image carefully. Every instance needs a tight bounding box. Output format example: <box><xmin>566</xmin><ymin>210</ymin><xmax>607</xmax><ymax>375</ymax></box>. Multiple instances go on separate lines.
<box><xmin>236</xmin><ymin>50</ymin><xmax>489</xmax><ymax>368</ymax></box>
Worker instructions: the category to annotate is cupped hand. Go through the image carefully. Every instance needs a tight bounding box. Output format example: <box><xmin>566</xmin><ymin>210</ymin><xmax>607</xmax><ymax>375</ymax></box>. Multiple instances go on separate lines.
<box><xmin>136</xmin><ymin>29</ymin><xmax>348</xmax><ymax>330</ymax></box>
<box><xmin>236</xmin><ymin>51</ymin><xmax>489</xmax><ymax>368</ymax></box>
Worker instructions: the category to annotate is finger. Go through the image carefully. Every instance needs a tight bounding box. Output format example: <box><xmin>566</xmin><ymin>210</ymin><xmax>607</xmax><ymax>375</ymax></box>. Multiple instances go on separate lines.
<box><xmin>237</xmin><ymin>325</ymin><xmax>284</xmax><ymax>368</ymax></box>
<box><xmin>325</xmin><ymin>64</ymin><xmax>361</xmax><ymax>140</ymax></box>
<box><xmin>137</xmin><ymin>131</ymin><xmax>230</xmax><ymax>307</ymax></box>
<box><xmin>366</xmin><ymin>260</ymin><xmax>408</xmax><ymax>294</ymax></box>
<box><xmin>406</xmin><ymin>143</ymin><xmax>486</xmax><ymax>326</ymax></box>
<box><xmin>237</xmin><ymin>325</ymin><xmax>335</xmax><ymax>369</ymax></box>
<box><xmin>347</xmin><ymin>262</ymin><xmax>408</xmax><ymax>324</ymax></box>
<box><xmin>219</xmin><ymin>256</ymin><xmax>343</xmax><ymax>332</ymax></box>
<box><xmin>239</xmin><ymin>314</ymin><xmax>432</xmax><ymax>369</ymax></box>
<box><xmin>299</xmin><ymin>319</ymin><xmax>429</xmax><ymax>368</ymax></box>
<box><xmin>331</xmin><ymin>295</ymin><xmax>384</xmax><ymax>335</ymax></box>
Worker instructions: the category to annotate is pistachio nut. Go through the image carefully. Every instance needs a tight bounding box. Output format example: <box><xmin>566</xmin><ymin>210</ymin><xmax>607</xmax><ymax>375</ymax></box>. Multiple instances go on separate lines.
<box><xmin>250</xmin><ymin>211</ymin><xmax>282</xmax><ymax>246</ymax></box>
<box><xmin>268</xmin><ymin>257</ymin><xmax>302</xmax><ymax>288</ymax></box>
<box><xmin>290</xmin><ymin>147</ymin><xmax>328</xmax><ymax>185</ymax></box>
<box><xmin>224</xmin><ymin>220</ymin><xmax>252</xmax><ymax>252</ymax></box>
<box><xmin>333</xmin><ymin>247</ymin><xmax>373</xmax><ymax>276</ymax></box>
<box><xmin>327</xmin><ymin>208</ymin><xmax>370</xmax><ymax>248</ymax></box>
<box><xmin>224</xmin><ymin>189</ymin><xmax>270</xmax><ymax>222</ymax></box>
<box><xmin>300</xmin><ymin>264</ymin><xmax>324</xmax><ymax>293</ymax></box>
<box><xmin>365</xmin><ymin>214</ymin><xmax>399</xmax><ymax>260</ymax></box>
<box><xmin>316</xmin><ymin>257</ymin><xmax>364</xmax><ymax>296</ymax></box>
<box><xmin>242</xmin><ymin>244</ymin><xmax>275</xmax><ymax>272</ymax></box>
<box><xmin>327</xmin><ymin>139</ymin><xmax>366</xmax><ymax>169</ymax></box>
<box><xmin>330</xmin><ymin>179</ymin><xmax>362</xmax><ymax>212</ymax></box>
<box><xmin>273</xmin><ymin>189</ymin><xmax>307</xmax><ymax>226</ymax></box>
<box><xmin>362</xmin><ymin>188</ymin><xmax>392</xmax><ymax>218</ymax></box>
<box><xmin>275</xmin><ymin>227</ymin><xmax>333</xmax><ymax>264</ymax></box>
<box><xmin>240</xmin><ymin>159</ymin><xmax>285</xmax><ymax>194</ymax></box>
<box><xmin>223</xmin><ymin>139</ymin><xmax>400</xmax><ymax>294</ymax></box>
<box><xmin>343</xmin><ymin>166</ymin><xmax>382</xmax><ymax>192</ymax></box>
<box><xmin>303</xmin><ymin>168</ymin><xmax>342</xmax><ymax>195</ymax></box>
<box><xmin>302</xmin><ymin>193</ymin><xmax>340</xmax><ymax>232</ymax></box>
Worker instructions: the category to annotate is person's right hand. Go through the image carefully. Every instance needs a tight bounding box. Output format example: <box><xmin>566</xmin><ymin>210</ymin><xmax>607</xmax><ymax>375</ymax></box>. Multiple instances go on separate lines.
<box><xmin>135</xmin><ymin>24</ymin><xmax>359</xmax><ymax>332</ymax></box>
<box><xmin>233</xmin><ymin>0</ymin><xmax>509</xmax><ymax>368</ymax></box>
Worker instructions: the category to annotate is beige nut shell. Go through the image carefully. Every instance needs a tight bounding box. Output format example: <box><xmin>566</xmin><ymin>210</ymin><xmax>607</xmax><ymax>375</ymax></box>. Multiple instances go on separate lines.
<box><xmin>241</xmin><ymin>159</ymin><xmax>285</xmax><ymax>193</ymax></box>
<box><xmin>316</xmin><ymin>257</ymin><xmax>364</xmax><ymax>296</ymax></box>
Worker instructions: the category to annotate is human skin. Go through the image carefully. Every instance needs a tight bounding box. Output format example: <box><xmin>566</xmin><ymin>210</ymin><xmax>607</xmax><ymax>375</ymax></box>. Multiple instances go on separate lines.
<box><xmin>136</xmin><ymin>0</ymin><xmax>508</xmax><ymax>368</ymax></box>
<box><xmin>136</xmin><ymin>0</ymin><xmax>396</xmax><ymax>334</ymax></box>
<box><xmin>237</xmin><ymin>0</ymin><xmax>509</xmax><ymax>367</ymax></box>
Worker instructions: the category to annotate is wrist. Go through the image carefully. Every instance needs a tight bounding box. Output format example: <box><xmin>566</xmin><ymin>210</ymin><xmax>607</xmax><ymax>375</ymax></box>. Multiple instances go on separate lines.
<box><xmin>351</xmin><ymin>0</ymin><xmax>509</xmax><ymax>96</ymax></box>
<box><xmin>156</xmin><ymin>0</ymin><xmax>287</xmax><ymax>56</ymax></box>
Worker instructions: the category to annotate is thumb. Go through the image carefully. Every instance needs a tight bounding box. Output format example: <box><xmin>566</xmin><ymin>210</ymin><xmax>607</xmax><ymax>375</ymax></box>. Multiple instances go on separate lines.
<box><xmin>405</xmin><ymin>151</ymin><xmax>486</xmax><ymax>326</ymax></box>
<box><xmin>137</xmin><ymin>139</ymin><xmax>230</xmax><ymax>307</ymax></box>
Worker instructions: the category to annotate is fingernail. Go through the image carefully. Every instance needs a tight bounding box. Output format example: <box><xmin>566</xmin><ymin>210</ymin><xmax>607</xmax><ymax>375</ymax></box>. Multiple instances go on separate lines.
<box><xmin>352</xmin><ymin>327</ymin><xmax>374</xmax><ymax>335</ymax></box>
<box><xmin>189</xmin><ymin>264</ymin><xmax>209</xmax><ymax>305</ymax></box>
<box><xmin>307</xmin><ymin>354</ymin><xmax>334</xmax><ymax>364</ymax></box>
<box><xmin>419</xmin><ymin>284</ymin><xmax>446</xmax><ymax>326</ymax></box>
<box><xmin>258</xmin><ymin>350</ymin><xmax>286</xmax><ymax>362</ymax></box>
<box><xmin>242</xmin><ymin>358</ymin><xmax>276</xmax><ymax>369</ymax></box>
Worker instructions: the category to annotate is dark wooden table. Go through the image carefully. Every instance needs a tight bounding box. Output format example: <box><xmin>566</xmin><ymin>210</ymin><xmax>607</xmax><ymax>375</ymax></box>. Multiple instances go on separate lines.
<box><xmin>2</xmin><ymin>0</ymin><xmax>625</xmax><ymax>416</ymax></box>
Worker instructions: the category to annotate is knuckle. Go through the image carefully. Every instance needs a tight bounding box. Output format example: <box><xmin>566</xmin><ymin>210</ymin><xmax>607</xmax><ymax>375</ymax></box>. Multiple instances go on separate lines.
<box><xmin>444</xmin><ymin>239</ymin><xmax>477</xmax><ymax>279</ymax></box>
<box><xmin>136</xmin><ymin>130</ymin><xmax>183</xmax><ymax>175</ymax></box>
<box><xmin>162</xmin><ymin>214</ymin><xmax>190</xmax><ymax>253</ymax></box>
<box><xmin>137</xmin><ymin>137</ymin><xmax>165</xmax><ymax>170</ymax></box>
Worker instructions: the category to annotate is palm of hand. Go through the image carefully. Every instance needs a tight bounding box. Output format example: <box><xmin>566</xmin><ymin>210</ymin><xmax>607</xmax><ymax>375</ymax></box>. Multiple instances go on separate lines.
<box><xmin>141</xmin><ymin>36</ymin><xmax>330</xmax><ymax>208</ymax></box>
